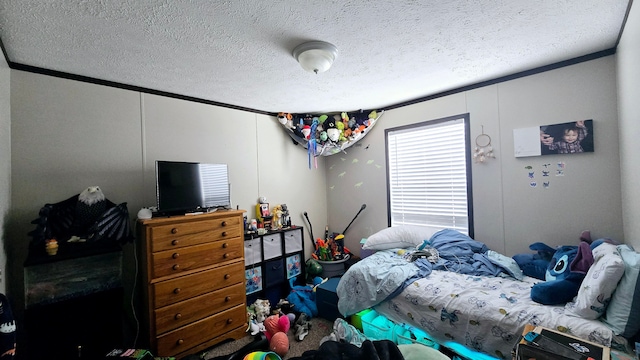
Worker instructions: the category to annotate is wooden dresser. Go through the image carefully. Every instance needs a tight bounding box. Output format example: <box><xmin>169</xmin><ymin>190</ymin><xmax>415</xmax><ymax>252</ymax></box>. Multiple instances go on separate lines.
<box><xmin>137</xmin><ymin>210</ymin><xmax>247</xmax><ymax>359</ymax></box>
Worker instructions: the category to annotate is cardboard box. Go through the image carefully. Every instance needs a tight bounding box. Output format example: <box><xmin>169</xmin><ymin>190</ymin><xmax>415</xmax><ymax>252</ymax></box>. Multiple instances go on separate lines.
<box><xmin>514</xmin><ymin>325</ymin><xmax>610</xmax><ymax>360</ymax></box>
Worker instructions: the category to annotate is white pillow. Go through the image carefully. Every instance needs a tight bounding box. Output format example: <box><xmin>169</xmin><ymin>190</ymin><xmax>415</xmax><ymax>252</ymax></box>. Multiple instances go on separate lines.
<box><xmin>565</xmin><ymin>242</ymin><xmax>625</xmax><ymax>319</ymax></box>
<box><xmin>362</xmin><ymin>225</ymin><xmax>441</xmax><ymax>250</ymax></box>
<box><xmin>602</xmin><ymin>244</ymin><xmax>640</xmax><ymax>337</ymax></box>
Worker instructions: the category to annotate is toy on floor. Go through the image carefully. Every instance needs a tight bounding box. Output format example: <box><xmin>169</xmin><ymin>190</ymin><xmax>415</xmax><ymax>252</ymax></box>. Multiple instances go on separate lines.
<box><xmin>286</xmin><ymin>278</ymin><xmax>320</xmax><ymax>318</ymax></box>
<box><xmin>243</xmin><ymin>351</ymin><xmax>282</xmax><ymax>360</ymax></box>
<box><xmin>201</xmin><ymin>333</ymin><xmax>269</xmax><ymax>360</ymax></box>
<box><xmin>263</xmin><ymin>314</ymin><xmax>290</xmax><ymax>339</ymax></box>
<box><xmin>247</xmin><ymin>299</ymin><xmax>271</xmax><ymax>335</ymax></box>
<box><xmin>247</xmin><ymin>320</ymin><xmax>266</xmax><ymax>336</ymax></box>
<box><xmin>263</xmin><ymin>314</ymin><xmax>290</xmax><ymax>357</ymax></box>
<box><xmin>251</xmin><ymin>299</ymin><xmax>271</xmax><ymax>323</ymax></box>
<box><xmin>268</xmin><ymin>332</ymin><xmax>288</xmax><ymax>358</ymax></box>
<box><xmin>294</xmin><ymin>313</ymin><xmax>311</xmax><ymax>341</ymax></box>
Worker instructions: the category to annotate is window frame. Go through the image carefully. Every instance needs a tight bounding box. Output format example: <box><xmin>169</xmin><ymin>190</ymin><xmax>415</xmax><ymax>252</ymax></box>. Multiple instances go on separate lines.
<box><xmin>384</xmin><ymin>113</ymin><xmax>474</xmax><ymax>238</ymax></box>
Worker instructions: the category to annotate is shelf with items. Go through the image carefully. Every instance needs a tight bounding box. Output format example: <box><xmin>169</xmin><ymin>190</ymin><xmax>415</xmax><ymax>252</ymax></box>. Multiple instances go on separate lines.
<box><xmin>277</xmin><ymin>110</ymin><xmax>384</xmax><ymax>163</ymax></box>
<box><xmin>244</xmin><ymin>226</ymin><xmax>305</xmax><ymax>307</ymax></box>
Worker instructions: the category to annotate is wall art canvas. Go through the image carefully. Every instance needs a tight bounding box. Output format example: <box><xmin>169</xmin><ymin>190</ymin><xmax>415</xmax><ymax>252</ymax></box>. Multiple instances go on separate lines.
<box><xmin>514</xmin><ymin>119</ymin><xmax>593</xmax><ymax>157</ymax></box>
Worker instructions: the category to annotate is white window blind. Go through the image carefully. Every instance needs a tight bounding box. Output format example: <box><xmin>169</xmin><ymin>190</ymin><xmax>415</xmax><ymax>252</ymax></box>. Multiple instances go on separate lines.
<box><xmin>386</xmin><ymin>115</ymin><xmax>471</xmax><ymax>235</ymax></box>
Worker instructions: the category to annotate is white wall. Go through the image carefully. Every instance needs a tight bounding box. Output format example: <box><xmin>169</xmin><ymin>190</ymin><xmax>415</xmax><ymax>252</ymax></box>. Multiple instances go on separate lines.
<box><xmin>0</xmin><ymin>52</ymin><xmax>10</xmax><ymax>295</ymax></box>
<box><xmin>7</xmin><ymin>71</ymin><xmax>327</xmax><ymax>347</ymax></box>
<box><xmin>327</xmin><ymin>56</ymin><xmax>623</xmax><ymax>256</ymax></box>
<box><xmin>617</xmin><ymin>1</ymin><xmax>640</xmax><ymax>249</ymax></box>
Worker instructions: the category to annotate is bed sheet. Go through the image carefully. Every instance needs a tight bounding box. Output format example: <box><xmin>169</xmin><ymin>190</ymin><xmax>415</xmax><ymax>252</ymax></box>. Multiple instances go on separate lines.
<box><xmin>374</xmin><ymin>269</ymin><xmax>614</xmax><ymax>359</ymax></box>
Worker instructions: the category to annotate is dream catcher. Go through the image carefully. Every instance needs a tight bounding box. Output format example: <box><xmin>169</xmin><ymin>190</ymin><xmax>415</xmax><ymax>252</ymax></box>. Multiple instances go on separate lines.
<box><xmin>473</xmin><ymin>126</ymin><xmax>495</xmax><ymax>163</ymax></box>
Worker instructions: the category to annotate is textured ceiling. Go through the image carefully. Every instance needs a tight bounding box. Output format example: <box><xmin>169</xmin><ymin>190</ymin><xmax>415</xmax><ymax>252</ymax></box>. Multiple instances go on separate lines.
<box><xmin>0</xmin><ymin>1</ymin><xmax>631</xmax><ymax>114</ymax></box>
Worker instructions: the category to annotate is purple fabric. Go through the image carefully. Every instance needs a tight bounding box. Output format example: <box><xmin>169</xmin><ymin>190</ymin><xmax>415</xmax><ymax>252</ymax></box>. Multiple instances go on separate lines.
<box><xmin>570</xmin><ymin>241</ymin><xmax>594</xmax><ymax>274</ymax></box>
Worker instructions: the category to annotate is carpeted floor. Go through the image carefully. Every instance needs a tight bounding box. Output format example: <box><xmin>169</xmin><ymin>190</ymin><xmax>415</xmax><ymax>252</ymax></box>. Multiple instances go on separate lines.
<box><xmin>193</xmin><ymin>317</ymin><xmax>335</xmax><ymax>360</ymax></box>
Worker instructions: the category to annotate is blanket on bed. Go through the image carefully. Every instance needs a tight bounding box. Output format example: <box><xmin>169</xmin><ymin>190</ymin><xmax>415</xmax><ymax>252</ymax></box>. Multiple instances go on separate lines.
<box><xmin>337</xmin><ymin>229</ymin><xmax>523</xmax><ymax>316</ymax></box>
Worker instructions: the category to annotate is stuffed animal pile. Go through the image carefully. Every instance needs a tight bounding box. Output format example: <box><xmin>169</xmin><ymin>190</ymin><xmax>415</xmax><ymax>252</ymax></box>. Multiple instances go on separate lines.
<box><xmin>246</xmin><ymin>298</ymin><xmax>307</xmax><ymax>357</ymax></box>
<box><xmin>277</xmin><ymin>110</ymin><xmax>382</xmax><ymax>158</ymax></box>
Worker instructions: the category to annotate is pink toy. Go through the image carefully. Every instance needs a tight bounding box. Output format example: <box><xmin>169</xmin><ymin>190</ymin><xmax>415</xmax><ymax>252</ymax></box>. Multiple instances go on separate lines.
<box><xmin>278</xmin><ymin>314</ymin><xmax>290</xmax><ymax>333</ymax></box>
<box><xmin>269</xmin><ymin>332</ymin><xmax>289</xmax><ymax>357</ymax></box>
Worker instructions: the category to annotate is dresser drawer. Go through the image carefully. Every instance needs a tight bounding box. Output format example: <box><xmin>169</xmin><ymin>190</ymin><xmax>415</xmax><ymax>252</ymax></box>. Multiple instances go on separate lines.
<box><xmin>152</xmin><ymin>238</ymin><xmax>243</xmax><ymax>278</ymax></box>
<box><xmin>150</xmin><ymin>218</ymin><xmax>242</xmax><ymax>252</ymax></box>
<box><xmin>156</xmin><ymin>304</ymin><xmax>246</xmax><ymax>356</ymax></box>
<box><xmin>153</xmin><ymin>261</ymin><xmax>244</xmax><ymax>308</ymax></box>
<box><xmin>155</xmin><ymin>283</ymin><xmax>245</xmax><ymax>334</ymax></box>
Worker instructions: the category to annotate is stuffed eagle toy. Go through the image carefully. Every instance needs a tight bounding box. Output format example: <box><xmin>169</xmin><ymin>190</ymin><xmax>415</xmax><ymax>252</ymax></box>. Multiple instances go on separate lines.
<box><xmin>28</xmin><ymin>186</ymin><xmax>133</xmax><ymax>253</ymax></box>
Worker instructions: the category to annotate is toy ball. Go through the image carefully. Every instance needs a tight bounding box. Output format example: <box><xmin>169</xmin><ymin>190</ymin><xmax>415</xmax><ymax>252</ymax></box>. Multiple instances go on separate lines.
<box><xmin>287</xmin><ymin>313</ymin><xmax>296</xmax><ymax>324</ymax></box>
<box><xmin>278</xmin><ymin>314</ymin><xmax>290</xmax><ymax>333</ymax></box>
<box><xmin>269</xmin><ymin>332</ymin><xmax>289</xmax><ymax>357</ymax></box>
<box><xmin>264</xmin><ymin>315</ymin><xmax>280</xmax><ymax>335</ymax></box>
<box><xmin>306</xmin><ymin>259</ymin><xmax>323</xmax><ymax>276</ymax></box>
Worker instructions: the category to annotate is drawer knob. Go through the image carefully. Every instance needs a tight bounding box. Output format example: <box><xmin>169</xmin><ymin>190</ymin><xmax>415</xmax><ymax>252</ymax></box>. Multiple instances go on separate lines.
<box><xmin>221</xmin><ymin>221</ymin><xmax>227</xmax><ymax>227</ymax></box>
<box><xmin>172</xmin><ymin>253</ymin><xmax>180</xmax><ymax>259</ymax></box>
<box><xmin>226</xmin><ymin>318</ymin><xmax>233</xmax><ymax>325</ymax></box>
<box><xmin>171</xmin><ymin>228</ymin><xmax>178</xmax><ymax>234</ymax></box>
<box><xmin>173</xmin><ymin>288</ymin><xmax>181</xmax><ymax>294</ymax></box>
<box><xmin>171</xmin><ymin>239</ymin><xmax>179</xmax><ymax>246</ymax></box>
<box><xmin>224</xmin><ymin>274</ymin><xmax>231</xmax><ymax>280</ymax></box>
<box><xmin>222</xmin><ymin>231</ymin><xmax>228</xmax><ymax>237</ymax></box>
<box><xmin>223</xmin><ymin>253</ymin><xmax>230</xmax><ymax>259</ymax></box>
<box><xmin>173</xmin><ymin>264</ymin><xmax>180</xmax><ymax>270</ymax></box>
<box><xmin>175</xmin><ymin>313</ymin><xmax>182</xmax><ymax>320</ymax></box>
<box><xmin>177</xmin><ymin>339</ymin><xmax>184</xmax><ymax>345</ymax></box>
<box><xmin>222</xmin><ymin>243</ymin><xmax>228</xmax><ymax>248</ymax></box>
<box><xmin>225</xmin><ymin>296</ymin><xmax>231</xmax><ymax>302</ymax></box>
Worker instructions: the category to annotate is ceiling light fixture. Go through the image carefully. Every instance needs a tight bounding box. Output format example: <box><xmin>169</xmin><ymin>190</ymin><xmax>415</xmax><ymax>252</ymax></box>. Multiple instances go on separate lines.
<box><xmin>293</xmin><ymin>41</ymin><xmax>338</xmax><ymax>74</ymax></box>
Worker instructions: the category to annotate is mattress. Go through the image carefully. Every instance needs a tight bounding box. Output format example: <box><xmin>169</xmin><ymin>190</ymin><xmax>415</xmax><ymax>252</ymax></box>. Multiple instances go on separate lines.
<box><xmin>373</xmin><ymin>269</ymin><xmax>615</xmax><ymax>359</ymax></box>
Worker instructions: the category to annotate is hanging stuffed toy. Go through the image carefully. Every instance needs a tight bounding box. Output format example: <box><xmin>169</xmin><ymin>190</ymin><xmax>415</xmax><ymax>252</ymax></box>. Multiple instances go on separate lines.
<box><xmin>514</xmin><ymin>240</ymin><xmax>595</xmax><ymax>305</ymax></box>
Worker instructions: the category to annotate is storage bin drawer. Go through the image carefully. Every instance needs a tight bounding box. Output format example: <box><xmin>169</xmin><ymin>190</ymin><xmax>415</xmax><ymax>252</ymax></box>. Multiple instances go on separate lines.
<box><xmin>156</xmin><ymin>304</ymin><xmax>246</xmax><ymax>356</ymax></box>
<box><xmin>152</xmin><ymin>238</ymin><xmax>243</xmax><ymax>278</ymax></box>
<box><xmin>284</xmin><ymin>228</ymin><xmax>303</xmax><ymax>254</ymax></box>
<box><xmin>150</xmin><ymin>218</ymin><xmax>242</xmax><ymax>252</ymax></box>
<box><xmin>153</xmin><ymin>261</ymin><xmax>244</xmax><ymax>308</ymax></box>
<box><xmin>262</xmin><ymin>234</ymin><xmax>282</xmax><ymax>260</ymax></box>
<box><xmin>244</xmin><ymin>237</ymin><xmax>262</xmax><ymax>266</ymax></box>
<box><xmin>264</xmin><ymin>259</ymin><xmax>285</xmax><ymax>287</ymax></box>
<box><xmin>154</xmin><ymin>283</ymin><xmax>245</xmax><ymax>334</ymax></box>
<box><xmin>316</xmin><ymin>277</ymin><xmax>342</xmax><ymax>321</ymax></box>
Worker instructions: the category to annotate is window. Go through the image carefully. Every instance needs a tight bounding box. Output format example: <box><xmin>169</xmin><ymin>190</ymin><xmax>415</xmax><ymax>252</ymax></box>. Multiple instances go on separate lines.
<box><xmin>385</xmin><ymin>113</ymin><xmax>473</xmax><ymax>236</ymax></box>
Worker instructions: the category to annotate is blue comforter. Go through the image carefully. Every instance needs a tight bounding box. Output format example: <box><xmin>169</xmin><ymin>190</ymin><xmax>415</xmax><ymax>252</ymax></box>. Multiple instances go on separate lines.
<box><xmin>337</xmin><ymin>229</ymin><xmax>523</xmax><ymax>316</ymax></box>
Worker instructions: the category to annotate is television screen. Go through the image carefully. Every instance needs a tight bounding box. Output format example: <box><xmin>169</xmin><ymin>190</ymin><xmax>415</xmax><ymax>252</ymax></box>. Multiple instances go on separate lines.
<box><xmin>155</xmin><ymin>161</ymin><xmax>230</xmax><ymax>215</ymax></box>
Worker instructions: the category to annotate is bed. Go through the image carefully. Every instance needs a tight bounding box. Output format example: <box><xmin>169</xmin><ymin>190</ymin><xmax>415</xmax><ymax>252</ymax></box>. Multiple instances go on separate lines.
<box><xmin>336</xmin><ymin>227</ymin><xmax>640</xmax><ymax>359</ymax></box>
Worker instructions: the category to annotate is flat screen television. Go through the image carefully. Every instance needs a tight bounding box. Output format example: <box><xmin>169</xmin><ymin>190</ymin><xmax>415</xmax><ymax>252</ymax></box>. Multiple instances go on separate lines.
<box><xmin>155</xmin><ymin>160</ymin><xmax>231</xmax><ymax>216</ymax></box>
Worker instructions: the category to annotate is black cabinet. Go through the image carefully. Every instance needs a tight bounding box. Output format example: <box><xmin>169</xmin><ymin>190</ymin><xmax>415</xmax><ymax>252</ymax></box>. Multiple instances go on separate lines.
<box><xmin>23</xmin><ymin>246</ymin><xmax>124</xmax><ymax>359</ymax></box>
<box><xmin>244</xmin><ymin>226</ymin><xmax>305</xmax><ymax>306</ymax></box>
<box><xmin>24</xmin><ymin>287</ymin><xmax>123</xmax><ymax>359</ymax></box>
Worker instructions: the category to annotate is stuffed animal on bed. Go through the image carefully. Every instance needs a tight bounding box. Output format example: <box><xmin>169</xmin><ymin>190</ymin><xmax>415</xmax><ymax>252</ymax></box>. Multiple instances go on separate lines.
<box><xmin>514</xmin><ymin>241</ymin><xmax>595</xmax><ymax>305</ymax></box>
